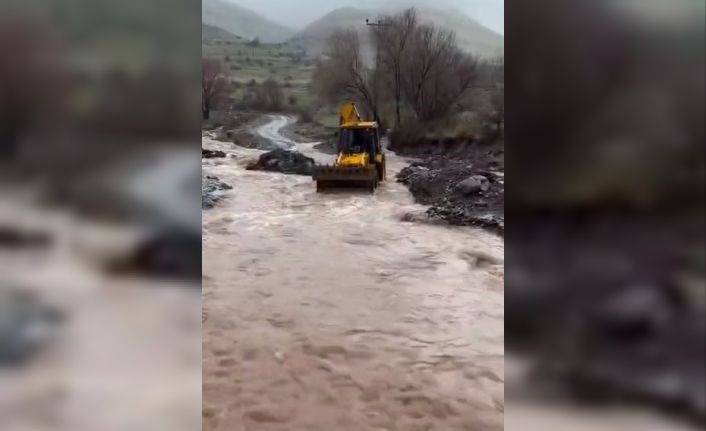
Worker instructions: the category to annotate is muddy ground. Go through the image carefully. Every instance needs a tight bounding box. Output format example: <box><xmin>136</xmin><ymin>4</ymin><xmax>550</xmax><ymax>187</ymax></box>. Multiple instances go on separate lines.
<box><xmin>204</xmin><ymin>110</ymin><xmax>339</xmax><ymax>153</ymax></box>
<box><xmin>203</xmin><ymin>110</ymin><xmax>273</xmax><ymax>150</ymax></box>
<box><xmin>283</xmin><ymin>119</ymin><xmax>338</xmax><ymax>155</ymax></box>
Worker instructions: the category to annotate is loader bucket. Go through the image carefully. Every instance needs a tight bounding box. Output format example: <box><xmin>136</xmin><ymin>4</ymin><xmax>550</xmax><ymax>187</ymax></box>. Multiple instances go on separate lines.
<box><xmin>313</xmin><ymin>165</ymin><xmax>378</xmax><ymax>192</ymax></box>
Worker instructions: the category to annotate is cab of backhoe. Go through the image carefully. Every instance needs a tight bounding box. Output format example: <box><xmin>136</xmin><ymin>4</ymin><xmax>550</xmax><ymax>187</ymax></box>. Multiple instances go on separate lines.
<box><xmin>337</xmin><ymin>124</ymin><xmax>380</xmax><ymax>166</ymax></box>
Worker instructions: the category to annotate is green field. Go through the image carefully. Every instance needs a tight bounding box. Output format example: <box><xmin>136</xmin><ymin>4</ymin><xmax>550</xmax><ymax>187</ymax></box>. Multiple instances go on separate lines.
<box><xmin>203</xmin><ymin>33</ymin><xmax>316</xmax><ymax>108</ymax></box>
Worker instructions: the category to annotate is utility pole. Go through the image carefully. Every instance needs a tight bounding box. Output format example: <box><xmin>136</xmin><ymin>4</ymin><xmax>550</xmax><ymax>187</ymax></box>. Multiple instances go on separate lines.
<box><xmin>365</xmin><ymin>18</ymin><xmax>389</xmax><ymax>130</ymax></box>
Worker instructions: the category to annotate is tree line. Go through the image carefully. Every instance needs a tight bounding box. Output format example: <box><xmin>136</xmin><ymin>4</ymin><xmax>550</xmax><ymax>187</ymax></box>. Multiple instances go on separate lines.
<box><xmin>201</xmin><ymin>8</ymin><xmax>503</xmax><ymax>130</ymax></box>
<box><xmin>202</xmin><ymin>59</ymin><xmax>288</xmax><ymax>119</ymax></box>
<box><xmin>312</xmin><ymin>8</ymin><xmax>503</xmax><ymax>132</ymax></box>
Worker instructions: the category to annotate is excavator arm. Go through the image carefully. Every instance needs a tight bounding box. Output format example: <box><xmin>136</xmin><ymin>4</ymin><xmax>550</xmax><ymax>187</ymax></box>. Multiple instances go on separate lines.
<box><xmin>339</xmin><ymin>101</ymin><xmax>362</xmax><ymax>125</ymax></box>
<box><xmin>313</xmin><ymin>102</ymin><xmax>386</xmax><ymax>193</ymax></box>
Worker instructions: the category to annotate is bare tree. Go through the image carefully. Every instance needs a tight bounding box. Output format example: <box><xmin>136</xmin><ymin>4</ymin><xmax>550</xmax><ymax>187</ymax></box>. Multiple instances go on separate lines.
<box><xmin>401</xmin><ymin>24</ymin><xmax>454</xmax><ymax>122</ymax></box>
<box><xmin>261</xmin><ymin>78</ymin><xmax>284</xmax><ymax>111</ymax></box>
<box><xmin>311</xmin><ymin>8</ymin><xmax>480</xmax><ymax>128</ymax></box>
<box><xmin>401</xmin><ymin>23</ymin><xmax>479</xmax><ymax>122</ymax></box>
<box><xmin>485</xmin><ymin>57</ymin><xmax>504</xmax><ymax>131</ymax></box>
<box><xmin>436</xmin><ymin>51</ymin><xmax>479</xmax><ymax>119</ymax></box>
<box><xmin>249</xmin><ymin>37</ymin><xmax>260</xmax><ymax>56</ymax></box>
<box><xmin>373</xmin><ymin>8</ymin><xmax>417</xmax><ymax>128</ymax></box>
<box><xmin>464</xmin><ymin>57</ymin><xmax>504</xmax><ymax>132</ymax></box>
<box><xmin>312</xmin><ymin>29</ymin><xmax>381</xmax><ymax>123</ymax></box>
<box><xmin>241</xmin><ymin>78</ymin><xmax>284</xmax><ymax>111</ymax></box>
<box><xmin>202</xmin><ymin>58</ymin><xmax>228</xmax><ymax>120</ymax></box>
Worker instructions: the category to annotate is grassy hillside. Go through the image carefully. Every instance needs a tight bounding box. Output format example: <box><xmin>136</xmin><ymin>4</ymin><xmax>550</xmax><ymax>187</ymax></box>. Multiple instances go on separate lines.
<box><xmin>202</xmin><ymin>0</ymin><xmax>295</xmax><ymax>43</ymax></box>
<box><xmin>287</xmin><ymin>6</ymin><xmax>503</xmax><ymax>58</ymax></box>
<box><xmin>203</xmin><ymin>27</ymin><xmax>316</xmax><ymax>109</ymax></box>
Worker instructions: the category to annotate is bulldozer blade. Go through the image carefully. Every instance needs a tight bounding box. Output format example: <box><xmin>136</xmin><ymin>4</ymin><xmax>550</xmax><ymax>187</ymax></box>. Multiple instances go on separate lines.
<box><xmin>312</xmin><ymin>165</ymin><xmax>377</xmax><ymax>182</ymax></box>
<box><xmin>313</xmin><ymin>165</ymin><xmax>377</xmax><ymax>192</ymax></box>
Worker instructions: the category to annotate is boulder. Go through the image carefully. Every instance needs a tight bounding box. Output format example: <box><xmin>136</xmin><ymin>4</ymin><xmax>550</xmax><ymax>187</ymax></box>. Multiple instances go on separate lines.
<box><xmin>202</xmin><ymin>175</ymin><xmax>232</xmax><ymax>209</ymax></box>
<box><xmin>202</xmin><ymin>149</ymin><xmax>226</xmax><ymax>159</ymax></box>
<box><xmin>104</xmin><ymin>228</ymin><xmax>202</xmax><ymax>280</ymax></box>
<box><xmin>246</xmin><ymin>148</ymin><xmax>315</xmax><ymax>176</ymax></box>
<box><xmin>128</xmin><ymin>228</ymin><xmax>202</xmax><ymax>280</ymax></box>
<box><xmin>455</xmin><ymin>175</ymin><xmax>489</xmax><ymax>195</ymax></box>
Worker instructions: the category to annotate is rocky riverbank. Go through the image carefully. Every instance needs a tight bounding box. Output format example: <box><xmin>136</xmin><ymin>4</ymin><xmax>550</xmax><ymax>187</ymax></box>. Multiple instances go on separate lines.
<box><xmin>393</xmin><ymin>137</ymin><xmax>504</xmax><ymax>233</ymax></box>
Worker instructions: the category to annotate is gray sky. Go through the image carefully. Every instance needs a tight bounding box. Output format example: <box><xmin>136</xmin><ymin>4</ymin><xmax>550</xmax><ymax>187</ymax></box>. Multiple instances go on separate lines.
<box><xmin>227</xmin><ymin>0</ymin><xmax>504</xmax><ymax>34</ymax></box>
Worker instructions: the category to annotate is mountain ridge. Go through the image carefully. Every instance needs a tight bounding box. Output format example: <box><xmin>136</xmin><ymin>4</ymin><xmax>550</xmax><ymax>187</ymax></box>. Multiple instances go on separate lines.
<box><xmin>202</xmin><ymin>0</ymin><xmax>295</xmax><ymax>43</ymax></box>
<box><xmin>202</xmin><ymin>23</ymin><xmax>241</xmax><ymax>40</ymax></box>
<box><xmin>287</xmin><ymin>6</ymin><xmax>503</xmax><ymax>58</ymax></box>
<box><xmin>201</xmin><ymin>2</ymin><xmax>503</xmax><ymax>58</ymax></box>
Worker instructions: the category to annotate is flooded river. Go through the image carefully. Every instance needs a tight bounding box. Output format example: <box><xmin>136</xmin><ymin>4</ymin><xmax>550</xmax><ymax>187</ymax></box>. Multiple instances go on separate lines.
<box><xmin>202</xmin><ymin>115</ymin><xmax>504</xmax><ymax>430</ymax></box>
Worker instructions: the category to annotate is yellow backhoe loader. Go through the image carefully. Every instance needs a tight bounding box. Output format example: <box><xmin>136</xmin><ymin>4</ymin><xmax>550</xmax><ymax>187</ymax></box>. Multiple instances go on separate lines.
<box><xmin>312</xmin><ymin>102</ymin><xmax>386</xmax><ymax>193</ymax></box>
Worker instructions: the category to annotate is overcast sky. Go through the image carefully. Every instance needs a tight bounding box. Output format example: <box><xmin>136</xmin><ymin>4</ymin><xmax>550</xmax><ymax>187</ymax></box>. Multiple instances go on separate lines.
<box><xmin>227</xmin><ymin>0</ymin><xmax>504</xmax><ymax>34</ymax></box>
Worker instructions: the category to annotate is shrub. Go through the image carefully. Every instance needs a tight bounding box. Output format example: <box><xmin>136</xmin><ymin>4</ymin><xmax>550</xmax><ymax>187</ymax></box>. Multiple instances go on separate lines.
<box><xmin>242</xmin><ymin>78</ymin><xmax>284</xmax><ymax>111</ymax></box>
<box><xmin>296</xmin><ymin>105</ymin><xmax>314</xmax><ymax>123</ymax></box>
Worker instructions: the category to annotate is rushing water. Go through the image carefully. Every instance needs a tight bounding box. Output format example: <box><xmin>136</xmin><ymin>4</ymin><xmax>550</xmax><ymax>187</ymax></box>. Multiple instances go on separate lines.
<box><xmin>1</xmin><ymin>149</ymin><xmax>201</xmax><ymax>431</ymax></box>
<box><xmin>202</xmin><ymin>115</ymin><xmax>504</xmax><ymax>430</ymax></box>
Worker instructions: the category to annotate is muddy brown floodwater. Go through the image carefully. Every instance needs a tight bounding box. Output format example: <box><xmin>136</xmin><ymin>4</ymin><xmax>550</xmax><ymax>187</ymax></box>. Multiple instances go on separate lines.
<box><xmin>202</xmin><ymin>115</ymin><xmax>504</xmax><ymax>431</ymax></box>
